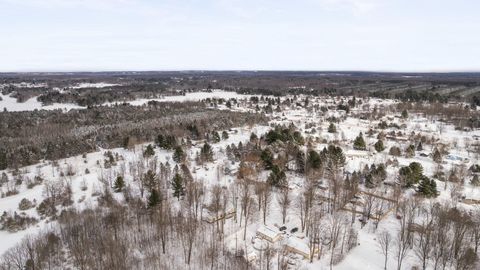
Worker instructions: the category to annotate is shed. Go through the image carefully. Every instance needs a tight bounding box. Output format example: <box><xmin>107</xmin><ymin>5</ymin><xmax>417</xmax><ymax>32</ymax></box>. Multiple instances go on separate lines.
<box><xmin>285</xmin><ymin>237</ymin><xmax>318</xmax><ymax>260</ymax></box>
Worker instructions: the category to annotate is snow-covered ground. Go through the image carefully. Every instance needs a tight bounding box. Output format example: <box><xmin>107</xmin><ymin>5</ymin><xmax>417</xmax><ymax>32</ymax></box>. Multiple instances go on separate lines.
<box><xmin>104</xmin><ymin>90</ymin><xmax>253</xmax><ymax>106</ymax></box>
<box><xmin>0</xmin><ymin>93</ymin><xmax>84</xmax><ymax>112</ymax></box>
<box><xmin>1</xmin><ymin>94</ymin><xmax>479</xmax><ymax>269</ymax></box>
<box><xmin>69</xmin><ymin>82</ymin><xmax>120</xmax><ymax>89</ymax></box>
<box><xmin>0</xmin><ymin>90</ymin><xmax>249</xmax><ymax>112</ymax></box>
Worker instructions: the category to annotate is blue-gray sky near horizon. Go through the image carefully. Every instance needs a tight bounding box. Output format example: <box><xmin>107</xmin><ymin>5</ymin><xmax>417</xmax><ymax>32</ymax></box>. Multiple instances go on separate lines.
<box><xmin>0</xmin><ymin>0</ymin><xmax>479</xmax><ymax>72</ymax></box>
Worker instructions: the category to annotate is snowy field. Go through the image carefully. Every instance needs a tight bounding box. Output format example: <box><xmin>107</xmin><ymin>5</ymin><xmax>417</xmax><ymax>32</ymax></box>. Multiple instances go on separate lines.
<box><xmin>0</xmin><ymin>90</ymin><xmax>250</xmax><ymax>112</ymax></box>
<box><xmin>103</xmin><ymin>90</ymin><xmax>253</xmax><ymax>106</ymax></box>
<box><xmin>69</xmin><ymin>82</ymin><xmax>120</xmax><ymax>89</ymax></box>
<box><xmin>0</xmin><ymin>93</ymin><xmax>85</xmax><ymax>112</ymax></box>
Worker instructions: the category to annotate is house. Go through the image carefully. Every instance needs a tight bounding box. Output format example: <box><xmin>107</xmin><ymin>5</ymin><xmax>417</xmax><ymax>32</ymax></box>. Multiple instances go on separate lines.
<box><xmin>256</xmin><ymin>225</ymin><xmax>283</xmax><ymax>243</ymax></box>
<box><xmin>285</xmin><ymin>237</ymin><xmax>318</xmax><ymax>260</ymax></box>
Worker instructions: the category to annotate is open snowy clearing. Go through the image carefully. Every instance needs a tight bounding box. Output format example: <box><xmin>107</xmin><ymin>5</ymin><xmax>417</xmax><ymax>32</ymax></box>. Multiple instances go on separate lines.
<box><xmin>0</xmin><ymin>93</ymin><xmax>85</xmax><ymax>112</ymax></box>
<box><xmin>103</xmin><ymin>90</ymin><xmax>253</xmax><ymax>106</ymax></box>
<box><xmin>0</xmin><ymin>90</ymin><xmax>250</xmax><ymax>112</ymax></box>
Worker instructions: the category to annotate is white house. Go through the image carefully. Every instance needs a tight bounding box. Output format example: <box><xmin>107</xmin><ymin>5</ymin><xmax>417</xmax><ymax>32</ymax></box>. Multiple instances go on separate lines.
<box><xmin>256</xmin><ymin>225</ymin><xmax>283</xmax><ymax>243</ymax></box>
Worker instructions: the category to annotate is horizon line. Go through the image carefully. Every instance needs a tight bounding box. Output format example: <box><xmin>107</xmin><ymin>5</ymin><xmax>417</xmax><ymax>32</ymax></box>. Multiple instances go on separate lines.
<box><xmin>2</xmin><ymin>69</ymin><xmax>480</xmax><ymax>74</ymax></box>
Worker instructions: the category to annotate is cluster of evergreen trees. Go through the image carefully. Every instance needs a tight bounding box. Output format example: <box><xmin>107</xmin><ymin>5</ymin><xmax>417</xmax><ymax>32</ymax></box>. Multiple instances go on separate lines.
<box><xmin>417</xmin><ymin>176</ymin><xmax>439</xmax><ymax>198</ymax></box>
<box><xmin>399</xmin><ymin>162</ymin><xmax>424</xmax><ymax>187</ymax></box>
<box><xmin>156</xmin><ymin>134</ymin><xmax>177</xmax><ymax>150</ymax></box>
<box><xmin>264</xmin><ymin>126</ymin><xmax>305</xmax><ymax>145</ymax></box>
<box><xmin>267</xmin><ymin>165</ymin><xmax>286</xmax><ymax>187</ymax></box>
<box><xmin>306</xmin><ymin>145</ymin><xmax>346</xmax><ymax>173</ymax></box>
<box><xmin>398</xmin><ymin>162</ymin><xmax>439</xmax><ymax>197</ymax></box>
<box><xmin>364</xmin><ymin>164</ymin><xmax>387</xmax><ymax>188</ymax></box>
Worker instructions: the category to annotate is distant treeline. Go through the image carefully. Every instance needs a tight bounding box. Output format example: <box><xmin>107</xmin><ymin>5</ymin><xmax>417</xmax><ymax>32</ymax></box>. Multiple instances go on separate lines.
<box><xmin>3</xmin><ymin>72</ymin><xmax>480</xmax><ymax>106</ymax></box>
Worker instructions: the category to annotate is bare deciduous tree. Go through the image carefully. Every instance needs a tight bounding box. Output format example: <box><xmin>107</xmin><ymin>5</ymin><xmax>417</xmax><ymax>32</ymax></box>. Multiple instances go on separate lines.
<box><xmin>277</xmin><ymin>187</ymin><xmax>291</xmax><ymax>225</ymax></box>
<box><xmin>378</xmin><ymin>231</ymin><xmax>392</xmax><ymax>270</ymax></box>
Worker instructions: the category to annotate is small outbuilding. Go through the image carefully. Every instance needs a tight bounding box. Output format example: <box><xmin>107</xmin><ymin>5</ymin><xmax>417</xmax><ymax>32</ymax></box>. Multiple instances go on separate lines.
<box><xmin>285</xmin><ymin>237</ymin><xmax>318</xmax><ymax>260</ymax></box>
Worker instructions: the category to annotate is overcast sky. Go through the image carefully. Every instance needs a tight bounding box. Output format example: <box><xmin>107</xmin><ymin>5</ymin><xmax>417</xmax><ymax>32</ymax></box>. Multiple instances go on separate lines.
<box><xmin>0</xmin><ymin>0</ymin><xmax>479</xmax><ymax>72</ymax></box>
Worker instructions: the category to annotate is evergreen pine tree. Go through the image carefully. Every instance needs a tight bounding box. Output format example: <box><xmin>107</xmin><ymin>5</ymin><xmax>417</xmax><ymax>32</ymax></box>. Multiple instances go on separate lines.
<box><xmin>417</xmin><ymin>177</ymin><xmax>429</xmax><ymax>195</ymax></box>
<box><xmin>212</xmin><ymin>131</ymin><xmax>221</xmax><ymax>143</ymax></box>
<box><xmin>260</xmin><ymin>149</ymin><xmax>274</xmax><ymax>170</ymax></box>
<box><xmin>113</xmin><ymin>176</ymin><xmax>125</xmax><ymax>192</ymax></box>
<box><xmin>122</xmin><ymin>136</ymin><xmax>130</xmax><ymax>149</ymax></box>
<box><xmin>156</xmin><ymin>134</ymin><xmax>165</xmax><ymax>148</ymax></box>
<box><xmin>399</xmin><ymin>166</ymin><xmax>414</xmax><ymax>187</ymax></box>
<box><xmin>353</xmin><ymin>133</ymin><xmax>367</xmax><ymax>150</ymax></box>
<box><xmin>0</xmin><ymin>172</ymin><xmax>8</xmax><ymax>186</ymax></box>
<box><xmin>417</xmin><ymin>142</ymin><xmax>423</xmax><ymax>151</ymax></box>
<box><xmin>296</xmin><ymin>151</ymin><xmax>305</xmax><ymax>174</ymax></box>
<box><xmin>265</xmin><ymin>129</ymin><xmax>280</xmax><ymax>144</ymax></box>
<box><xmin>409</xmin><ymin>162</ymin><xmax>423</xmax><ymax>182</ymax></box>
<box><xmin>222</xmin><ymin>131</ymin><xmax>229</xmax><ymax>140</ymax></box>
<box><xmin>374</xmin><ymin>140</ymin><xmax>385</xmax><ymax>152</ymax></box>
<box><xmin>171</xmin><ymin>173</ymin><xmax>185</xmax><ymax>200</ymax></box>
<box><xmin>250</xmin><ymin>132</ymin><xmax>258</xmax><ymax>142</ymax></box>
<box><xmin>401</xmin><ymin>109</ymin><xmax>409</xmax><ymax>119</ymax></box>
<box><xmin>148</xmin><ymin>189</ymin><xmax>161</xmax><ymax>207</ymax></box>
<box><xmin>307</xmin><ymin>150</ymin><xmax>322</xmax><ymax>170</ymax></box>
<box><xmin>328</xmin><ymin>122</ymin><xmax>337</xmax><ymax>133</ymax></box>
<box><xmin>172</xmin><ymin>146</ymin><xmax>185</xmax><ymax>163</ymax></box>
<box><xmin>143</xmin><ymin>144</ymin><xmax>155</xmax><ymax>158</ymax></box>
<box><xmin>144</xmin><ymin>169</ymin><xmax>157</xmax><ymax>190</ymax></box>
<box><xmin>293</xmin><ymin>131</ymin><xmax>305</xmax><ymax>145</ymax></box>
<box><xmin>267</xmin><ymin>165</ymin><xmax>286</xmax><ymax>187</ymax></box>
<box><xmin>201</xmin><ymin>143</ymin><xmax>214</xmax><ymax>162</ymax></box>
